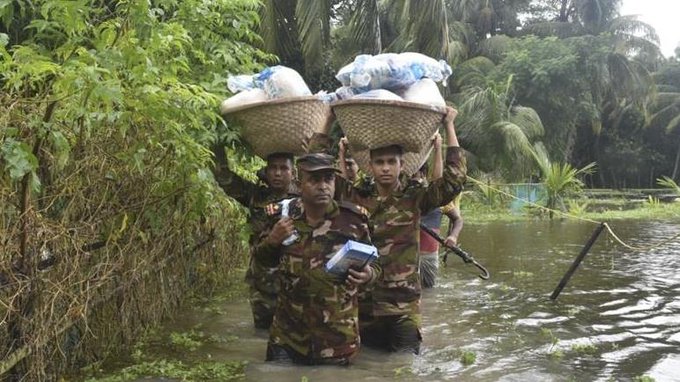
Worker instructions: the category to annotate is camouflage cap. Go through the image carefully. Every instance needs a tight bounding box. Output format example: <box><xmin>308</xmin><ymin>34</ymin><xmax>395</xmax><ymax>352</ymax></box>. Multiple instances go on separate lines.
<box><xmin>297</xmin><ymin>153</ymin><xmax>340</xmax><ymax>173</ymax></box>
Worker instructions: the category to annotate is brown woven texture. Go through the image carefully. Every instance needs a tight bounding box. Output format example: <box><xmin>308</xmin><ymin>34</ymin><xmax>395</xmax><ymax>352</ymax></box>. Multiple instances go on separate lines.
<box><xmin>351</xmin><ymin>142</ymin><xmax>434</xmax><ymax>177</ymax></box>
<box><xmin>223</xmin><ymin>96</ymin><xmax>331</xmax><ymax>158</ymax></box>
<box><xmin>332</xmin><ymin>99</ymin><xmax>445</xmax><ymax>153</ymax></box>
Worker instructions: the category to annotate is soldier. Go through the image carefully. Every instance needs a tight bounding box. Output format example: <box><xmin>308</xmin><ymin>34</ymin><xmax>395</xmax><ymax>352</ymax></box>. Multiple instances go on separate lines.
<box><xmin>254</xmin><ymin>153</ymin><xmax>381</xmax><ymax>365</ymax></box>
<box><xmin>211</xmin><ymin>142</ymin><xmax>297</xmax><ymax>329</ymax></box>
<box><xmin>338</xmin><ymin>107</ymin><xmax>466</xmax><ymax>353</ymax></box>
<box><xmin>413</xmin><ymin>134</ymin><xmax>465</xmax><ymax>288</ymax></box>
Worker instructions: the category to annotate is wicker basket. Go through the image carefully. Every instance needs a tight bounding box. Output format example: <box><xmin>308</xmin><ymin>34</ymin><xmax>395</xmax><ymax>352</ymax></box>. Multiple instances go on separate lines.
<box><xmin>350</xmin><ymin>142</ymin><xmax>434</xmax><ymax>177</ymax></box>
<box><xmin>222</xmin><ymin>96</ymin><xmax>331</xmax><ymax>159</ymax></box>
<box><xmin>332</xmin><ymin>99</ymin><xmax>445</xmax><ymax>153</ymax></box>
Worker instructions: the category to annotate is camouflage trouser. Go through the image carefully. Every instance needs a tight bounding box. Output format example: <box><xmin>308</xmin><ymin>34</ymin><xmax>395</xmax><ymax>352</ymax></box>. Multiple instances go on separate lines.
<box><xmin>249</xmin><ymin>286</ymin><xmax>277</xmax><ymax>329</ymax></box>
<box><xmin>359</xmin><ymin>313</ymin><xmax>422</xmax><ymax>354</ymax></box>
<box><xmin>419</xmin><ymin>252</ymin><xmax>439</xmax><ymax>288</ymax></box>
<box><xmin>265</xmin><ymin>343</ymin><xmax>353</xmax><ymax>366</ymax></box>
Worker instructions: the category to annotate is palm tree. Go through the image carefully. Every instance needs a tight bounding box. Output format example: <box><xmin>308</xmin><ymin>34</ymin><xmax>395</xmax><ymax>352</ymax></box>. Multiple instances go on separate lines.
<box><xmin>531</xmin><ymin>146</ymin><xmax>596</xmax><ymax>218</ymax></box>
<box><xmin>648</xmin><ymin>63</ymin><xmax>680</xmax><ymax>180</ymax></box>
<box><xmin>259</xmin><ymin>0</ymin><xmax>334</xmax><ymax>89</ymax></box>
<box><xmin>451</xmin><ymin>57</ymin><xmax>546</xmax><ymax>179</ymax></box>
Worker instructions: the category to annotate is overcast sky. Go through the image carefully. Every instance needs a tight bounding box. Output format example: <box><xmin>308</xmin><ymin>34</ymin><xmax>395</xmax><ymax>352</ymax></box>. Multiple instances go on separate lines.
<box><xmin>620</xmin><ymin>0</ymin><xmax>679</xmax><ymax>57</ymax></box>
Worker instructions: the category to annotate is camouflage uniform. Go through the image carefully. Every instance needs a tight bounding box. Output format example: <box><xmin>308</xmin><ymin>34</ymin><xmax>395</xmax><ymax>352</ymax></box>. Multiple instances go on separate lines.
<box><xmin>254</xmin><ymin>197</ymin><xmax>381</xmax><ymax>365</ymax></box>
<box><xmin>212</xmin><ymin>146</ymin><xmax>296</xmax><ymax>329</ymax></box>
<box><xmin>340</xmin><ymin>147</ymin><xmax>467</xmax><ymax>353</ymax></box>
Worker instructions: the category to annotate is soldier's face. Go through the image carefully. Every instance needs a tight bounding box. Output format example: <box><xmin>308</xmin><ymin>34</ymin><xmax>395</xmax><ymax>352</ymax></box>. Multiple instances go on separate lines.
<box><xmin>299</xmin><ymin>170</ymin><xmax>335</xmax><ymax>207</ymax></box>
<box><xmin>369</xmin><ymin>152</ymin><xmax>402</xmax><ymax>187</ymax></box>
<box><xmin>345</xmin><ymin>160</ymin><xmax>359</xmax><ymax>181</ymax></box>
<box><xmin>265</xmin><ymin>157</ymin><xmax>293</xmax><ymax>191</ymax></box>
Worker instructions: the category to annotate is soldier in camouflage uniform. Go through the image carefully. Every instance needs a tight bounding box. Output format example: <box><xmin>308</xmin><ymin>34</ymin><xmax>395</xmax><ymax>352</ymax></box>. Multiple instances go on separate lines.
<box><xmin>211</xmin><ymin>143</ymin><xmax>297</xmax><ymax>329</ymax></box>
<box><xmin>337</xmin><ymin>107</ymin><xmax>466</xmax><ymax>353</ymax></box>
<box><xmin>254</xmin><ymin>153</ymin><xmax>381</xmax><ymax>365</ymax></box>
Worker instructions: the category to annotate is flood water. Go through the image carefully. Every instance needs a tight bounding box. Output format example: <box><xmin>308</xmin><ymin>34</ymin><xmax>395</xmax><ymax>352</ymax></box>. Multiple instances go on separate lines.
<box><xmin>131</xmin><ymin>219</ymin><xmax>680</xmax><ymax>381</ymax></box>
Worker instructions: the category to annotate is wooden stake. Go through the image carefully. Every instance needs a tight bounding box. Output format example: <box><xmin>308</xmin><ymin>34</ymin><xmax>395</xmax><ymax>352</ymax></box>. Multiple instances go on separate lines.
<box><xmin>550</xmin><ymin>223</ymin><xmax>606</xmax><ymax>300</ymax></box>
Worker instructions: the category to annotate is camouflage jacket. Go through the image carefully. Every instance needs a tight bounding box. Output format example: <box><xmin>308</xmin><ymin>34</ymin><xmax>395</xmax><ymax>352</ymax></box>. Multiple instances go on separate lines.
<box><xmin>254</xmin><ymin>198</ymin><xmax>381</xmax><ymax>360</ymax></box>
<box><xmin>211</xmin><ymin>147</ymin><xmax>297</xmax><ymax>292</ymax></box>
<box><xmin>340</xmin><ymin>147</ymin><xmax>467</xmax><ymax>316</ymax></box>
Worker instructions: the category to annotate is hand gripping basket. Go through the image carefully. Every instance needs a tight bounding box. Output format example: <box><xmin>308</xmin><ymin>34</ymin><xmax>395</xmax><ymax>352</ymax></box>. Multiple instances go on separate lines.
<box><xmin>350</xmin><ymin>142</ymin><xmax>434</xmax><ymax>177</ymax></box>
<box><xmin>222</xmin><ymin>96</ymin><xmax>331</xmax><ymax>159</ymax></box>
<box><xmin>332</xmin><ymin>99</ymin><xmax>446</xmax><ymax>153</ymax></box>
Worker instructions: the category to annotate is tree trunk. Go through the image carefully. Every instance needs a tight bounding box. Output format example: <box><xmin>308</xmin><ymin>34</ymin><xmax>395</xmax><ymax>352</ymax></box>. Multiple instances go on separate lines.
<box><xmin>672</xmin><ymin>139</ymin><xmax>680</xmax><ymax>182</ymax></box>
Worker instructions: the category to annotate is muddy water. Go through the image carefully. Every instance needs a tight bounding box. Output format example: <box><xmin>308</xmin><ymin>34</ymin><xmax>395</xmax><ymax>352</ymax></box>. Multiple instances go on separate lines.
<box><xmin>139</xmin><ymin>219</ymin><xmax>680</xmax><ymax>381</ymax></box>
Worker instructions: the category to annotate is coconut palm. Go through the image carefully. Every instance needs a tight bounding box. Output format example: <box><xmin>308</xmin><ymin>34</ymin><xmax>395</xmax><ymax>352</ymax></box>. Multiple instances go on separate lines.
<box><xmin>647</xmin><ymin>63</ymin><xmax>680</xmax><ymax>179</ymax></box>
<box><xmin>451</xmin><ymin>57</ymin><xmax>545</xmax><ymax>179</ymax></box>
<box><xmin>531</xmin><ymin>146</ymin><xmax>596</xmax><ymax>218</ymax></box>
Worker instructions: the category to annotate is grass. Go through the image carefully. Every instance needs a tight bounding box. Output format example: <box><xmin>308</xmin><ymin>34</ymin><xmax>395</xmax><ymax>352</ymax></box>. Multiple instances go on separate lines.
<box><xmin>461</xmin><ymin>198</ymin><xmax>680</xmax><ymax>223</ymax></box>
<box><xmin>83</xmin><ymin>360</ymin><xmax>247</xmax><ymax>382</ymax></box>
<box><xmin>78</xmin><ymin>269</ymin><xmax>249</xmax><ymax>381</ymax></box>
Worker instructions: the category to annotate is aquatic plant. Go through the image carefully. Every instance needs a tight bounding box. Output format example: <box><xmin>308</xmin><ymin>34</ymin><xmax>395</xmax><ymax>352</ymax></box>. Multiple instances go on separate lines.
<box><xmin>84</xmin><ymin>359</ymin><xmax>247</xmax><ymax>382</ymax></box>
<box><xmin>571</xmin><ymin>343</ymin><xmax>597</xmax><ymax>355</ymax></box>
<box><xmin>460</xmin><ymin>351</ymin><xmax>477</xmax><ymax>366</ymax></box>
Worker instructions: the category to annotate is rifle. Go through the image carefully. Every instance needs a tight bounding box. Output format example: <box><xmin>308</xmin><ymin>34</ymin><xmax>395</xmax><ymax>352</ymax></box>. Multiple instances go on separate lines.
<box><xmin>419</xmin><ymin>223</ymin><xmax>490</xmax><ymax>280</ymax></box>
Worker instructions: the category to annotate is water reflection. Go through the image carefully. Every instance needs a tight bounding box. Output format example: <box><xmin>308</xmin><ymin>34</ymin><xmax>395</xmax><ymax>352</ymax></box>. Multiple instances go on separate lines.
<box><xmin>137</xmin><ymin>220</ymin><xmax>680</xmax><ymax>382</ymax></box>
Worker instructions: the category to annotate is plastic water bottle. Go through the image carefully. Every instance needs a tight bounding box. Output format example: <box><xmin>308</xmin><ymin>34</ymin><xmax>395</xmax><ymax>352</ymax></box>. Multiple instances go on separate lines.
<box><xmin>280</xmin><ymin>199</ymin><xmax>300</xmax><ymax>246</ymax></box>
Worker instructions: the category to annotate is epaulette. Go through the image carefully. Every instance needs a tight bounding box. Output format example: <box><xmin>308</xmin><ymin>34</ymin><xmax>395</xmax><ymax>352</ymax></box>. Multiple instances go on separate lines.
<box><xmin>264</xmin><ymin>202</ymin><xmax>282</xmax><ymax>216</ymax></box>
<box><xmin>339</xmin><ymin>201</ymin><xmax>370</xmax><ymax>220</ymax></box>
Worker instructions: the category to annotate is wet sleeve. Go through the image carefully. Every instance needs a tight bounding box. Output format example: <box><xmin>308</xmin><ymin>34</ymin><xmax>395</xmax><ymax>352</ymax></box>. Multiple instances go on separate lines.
<box><xmin>418</xmin><ymin>146</ymin><xmax>467</xmax><ymax>215</ymax></box>
<box><xmin>251</xmin><ymin>223</ymin><xmax>282</xmax><ymax>267</ymax></box>
<box><xmin>211</xmin><ymin>143</ymin><xmax>257</xmax><ymax>206</ymax></box>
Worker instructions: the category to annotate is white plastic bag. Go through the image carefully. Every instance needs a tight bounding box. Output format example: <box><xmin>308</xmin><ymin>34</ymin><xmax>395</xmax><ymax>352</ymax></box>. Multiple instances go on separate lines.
<box><xmin>399</xmin><ymin>79</ymin><xmax>446</xmax><ymax>107</ymax></box>
<box><xmin>335</xmin><ymin>52</ymin><xmax>452</xmax><ymax>92</ymax></box>
<box><xmin>220</xmin><ymin>88</ymin><xmax>268</xmax><ymax>114</ymax></box>
<box><xmin>254</xmin><ymin>66</ymin><xmax>311</xmax><ymax>99</ymax></box>
<box><xmin>352</xmin><ymin>89</ymin><xmax>403</xmax><ymax>101</ymax></box>
<box><xmin>227</xmin><ymin>74</ymin><xmax>256</xmax><ymax>93</ymax></box>
<box><xmin>226</xmin><ymin>66</ymin><xmax>311</xmax><ymax>100</ymax></box>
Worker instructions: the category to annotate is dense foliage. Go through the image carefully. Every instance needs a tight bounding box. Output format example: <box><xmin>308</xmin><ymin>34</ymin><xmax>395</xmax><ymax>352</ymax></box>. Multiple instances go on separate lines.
<box><xmin>259</xmin><ymin>0</ymin><xmax>680</xmax><ymax>186</ymax></box>
<box><xmin>0</xmin><ymin>0</ymin><xmax>270</xmax><ymax>379</ymax></box>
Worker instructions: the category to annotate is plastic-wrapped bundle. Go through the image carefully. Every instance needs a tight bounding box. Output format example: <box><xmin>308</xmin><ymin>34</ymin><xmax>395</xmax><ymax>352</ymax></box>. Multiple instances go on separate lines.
<box><xmin>226</xmin><ymin>65</ymin><xmax>311</xmax><ymax>100</ymax></box>
<box><xmin>254</xmin><ymin>66</ymin><xmax>312</xmax><ymax>99</ymax></box>
<box><xmin>398</xmin><ymin>79</ymin><xmax>446</xmax><ymax>107</ymax></box>
<box><xmin>220</xmin><ymin>89</ymin><xmax>268</xmax><ymax>114</ymax></box>
<box><xmin>336</xmin><ymin>52</ymin><xmax>452</xmax><ymax>92</ymax></box>
<box><xmin>352</xmin><ymin>89</ymin><xmax>403</xmax><ymax>101</ymax></box>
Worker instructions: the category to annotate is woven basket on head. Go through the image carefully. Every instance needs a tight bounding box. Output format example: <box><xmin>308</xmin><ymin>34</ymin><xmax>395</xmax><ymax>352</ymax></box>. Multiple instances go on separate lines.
<box><xmin>332</xmin><ymin>99</ymin><xmax>446</xmax><ymax>153</ymax></box>
<box><xmin>350</xmin><ymin>142</ymin><xmax>434</xmax><ymax>177</ymax></box>
<box><xmin>222</xmin><ymin>96</ymin><xmax>331</xmax><ymax>159</ymax></box>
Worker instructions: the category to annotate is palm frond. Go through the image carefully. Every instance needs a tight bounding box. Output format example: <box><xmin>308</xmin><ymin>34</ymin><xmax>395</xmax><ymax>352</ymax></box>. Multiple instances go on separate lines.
<box><xmin>259</xmin><ymin>0</ymin><xmax>299</xmax><ymax>60</ymax></box>
<box><xmin>348</xmin><ymin>0</ymin><xmax>382</xmax><ymax>54</ymax></box>
<box><xmin>521</xmin><ymin>21</ymin><xmax>585</xmax><ymax>38</ymax></box>
<box><xmin>296</xmin><ymin>0</ymin><xmax>331</xmax><ymax>73</ymax></box>
<box><xmin>508</xmin><ymin>106</ymin><xmax>545</xmax><ymax>139</ymax></box>
<box><xmin>452</xmin><ymin>56</ymin><xmax>496</xmax><ymax>88</ymax></box>
<box><xmin>404</xmin><ymin>0</ymin><xmax>450</xmax><ymax>59</ymax></box>
<box><xmin>657</xmin><ymin>176</ymin><xmax>680</xmax><ymax>195</ymax></box>
<box><xmin>608</xmin><ymin>15</ymin><xmax>660</xmax><ymax>45</ymax></box>
<box><xmin>665</xmin><ymin>113</ymin><xmax>680</xmax><ymax>133</ymax></box>
<box><xmin>477</xmin><ymin>35</ymin><xmax>515</xmax><ymax>63</ymax></box>
<box><xmin>491</xmin><ymin>120</ymin><xmax>535</xmax><ymax>160</ymax></box>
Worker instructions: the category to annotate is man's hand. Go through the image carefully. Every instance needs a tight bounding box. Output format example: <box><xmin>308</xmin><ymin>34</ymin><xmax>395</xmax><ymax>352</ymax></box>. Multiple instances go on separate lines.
<box><xmin>443</xmin><ymin>106</ymin><xmax>460</xmax><ymax>147</ymax></box>
<box><xmin>444</xmin><ymin>235</ymin><xmax>458</xmax><ymax>247</ymax></box>
<box><xmin>346</xmin><ymin>264</ymin><xmax>373</xmax><ymax>285</ymax></box>
<box><xmin>443</xmin><ymin>106</ymin><xmax>458</xmax><ymax>125</ymax></box>
<box><xmin>265</xmin><ymin>217</ymin><xmax>295</xmax><ymax>246</ymax></box>
<box><xmin>433</xmin><ymin>132</ymin><xmax>442</xmax><ymax>151</ymax></box>
<box><xmin>339</xmin><ymin>137</ymin><xmax>349</xmax><ymax>155</ymax></box>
